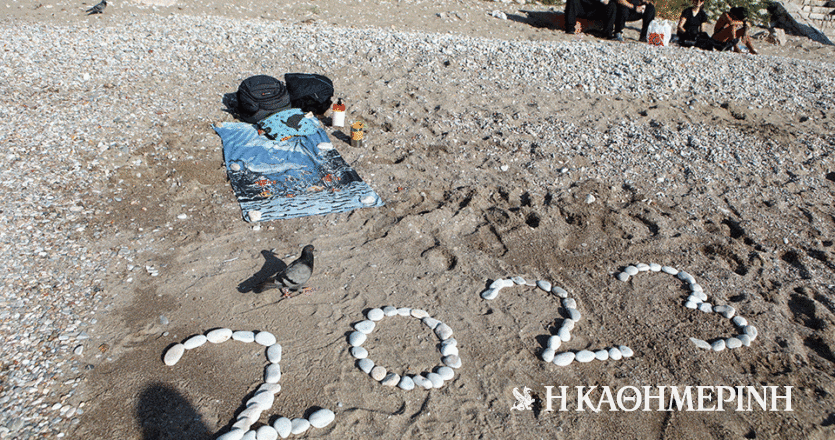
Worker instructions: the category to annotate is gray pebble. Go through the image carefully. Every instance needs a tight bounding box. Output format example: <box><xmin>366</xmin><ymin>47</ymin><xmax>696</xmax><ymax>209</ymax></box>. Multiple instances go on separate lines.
<box><xmin>562</xmin><ymin>298</ymin><xmax>577</xmax><ymax>309</ymax></box>
<box><xmin>551</xmin><ymin>286</ymin><xmax>569</xmax><ymax>298</ymax></box>
<box><xmin>536</xmin><ymin>280</ymin><xmax>552</xmax><ymax>291</ymax></box>
<box><xmin>565</xmin><ymin>307</ymin><xmax>581</xmax><ymax>321</ymax></box>
<box><xmin>358</xmin><ymin>358</ymin><xmax>374</xmax><ymax>374</ymax></box>
<box><xmin>350</xmin><ymin>346</ymin><xmax>368</xmax><ymax>359</ymax></box>
<box><xmin>398</xmin><ymin>375</ymin><xmax>415</xmax><ymax>390</ymax></box>
<box><xmin>381</xmin><ymin>372</ymin><xmax>401</xmax><ymax>386</ymax></box>
<box><xmin>732</xmin><ymin>316</ymin><xmax>748</xmax><ymax>327</ymax></box>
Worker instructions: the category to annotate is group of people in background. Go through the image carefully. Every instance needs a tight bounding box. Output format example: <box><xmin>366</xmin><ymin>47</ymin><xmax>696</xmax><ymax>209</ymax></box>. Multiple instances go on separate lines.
<box><xmin>564</xmin><ymin>0</ymin><xmax>758</xmax><ymax>54</ymax></box>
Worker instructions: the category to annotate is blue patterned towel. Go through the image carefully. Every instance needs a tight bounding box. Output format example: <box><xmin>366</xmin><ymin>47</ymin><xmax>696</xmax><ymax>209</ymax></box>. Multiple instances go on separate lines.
<box><xmin>213</xmin><ymin>120</ymin><xmax>384</xmax><ymax>221</ymax></box>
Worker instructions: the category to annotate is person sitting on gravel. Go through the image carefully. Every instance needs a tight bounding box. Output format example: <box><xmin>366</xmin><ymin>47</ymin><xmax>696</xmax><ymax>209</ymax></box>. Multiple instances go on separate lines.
<box><xmin>613</xmin><ymin>0</ymin><xmax>656</xmax><ymax>42</ymax></box>
<box><xmin>676</xmin><ymin>0</ymin><xmax>708</xmax><ymax>45</ymax></box>
<box><xmin>712</xmin><ymin>6</ymin><xmax>758</xmax><ymax>54</ymax></box>
<box><xmin>564</xmin><ymin>0</ymin><xmax>617</xmax><ymax>40</ymax></box>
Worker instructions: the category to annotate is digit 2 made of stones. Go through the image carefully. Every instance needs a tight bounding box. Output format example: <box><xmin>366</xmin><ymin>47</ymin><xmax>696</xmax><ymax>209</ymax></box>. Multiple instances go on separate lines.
<box><xmin>348</xmin><ymin>306</ymin><xmax>462</xmax><ymax>390</ymax></box>
<box><xmin>163</xmin><ymin>329</ymin><xmax>335</xmax><ymax>440</ymax></box>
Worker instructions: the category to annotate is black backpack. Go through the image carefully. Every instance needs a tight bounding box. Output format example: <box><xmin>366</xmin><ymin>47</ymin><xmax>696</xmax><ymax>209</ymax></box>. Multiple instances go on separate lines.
<box><xmin>284</xmin><ymin>73</ymin><xmax>334</xmax><ymax>115</ymax></box>
<box><xmin>236</xmin><ymin>75</ymin><xmax>291</xmax><ymax>123</ymax></box>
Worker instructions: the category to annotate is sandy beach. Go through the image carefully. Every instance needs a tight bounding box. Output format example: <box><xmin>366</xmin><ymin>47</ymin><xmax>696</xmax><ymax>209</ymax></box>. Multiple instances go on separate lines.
<box><xmin>1</xmin><ymin>0</ymin><xmax>835</xmax><ymax>438</ymax></box>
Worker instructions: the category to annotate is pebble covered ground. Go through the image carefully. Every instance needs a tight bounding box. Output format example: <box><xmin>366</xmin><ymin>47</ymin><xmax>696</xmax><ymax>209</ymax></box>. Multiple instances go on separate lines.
<box><xmin>1</xmin><ymin>6</ymin><xmax>834</xmax><ymax>439</ymax></box>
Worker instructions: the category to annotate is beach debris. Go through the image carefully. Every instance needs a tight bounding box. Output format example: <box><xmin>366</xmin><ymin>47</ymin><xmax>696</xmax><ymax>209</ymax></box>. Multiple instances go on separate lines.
<box><xmin>162</xmin><ymin>328</ymin><xmax>335</xmax><ymax>437</ymax></box>
<box><xmin>351</xmin><ymin>307</ymin><xmax>461</xmax><ymax>389</ymax></box>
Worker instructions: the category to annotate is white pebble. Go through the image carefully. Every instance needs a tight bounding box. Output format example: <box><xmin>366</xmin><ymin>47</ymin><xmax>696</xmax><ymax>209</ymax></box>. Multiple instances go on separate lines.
<box><xmin>247</xmin><ymin>391</ymin><xmax>274</xmax><ymax>411</ymax></box>
<box><xmin>183</xmin><ymin>335</ymin><xmax>207</xmax><ymax>350</ymax></box>
<box><xmin>624</xmin><ymin>266</ymin><xmax>639</xmax><ymax>276</ymax></box>
<box><xmin>661</xmin><ymin>266</ymin><xmax>679</xmax><ymax>275</ymax></box>
<box><xmin>413</xmin><ymin>375</ymin><xmax>433</xmax><ymax>389</ymax></box>
<box><xmin>562</xmin><ymin>319</ymin><xmax>575</xmax><ymax>331</ymax></box>
<box><xmin>547</xmin><ymin>335</ymin><xmax>562</xmax><ymax>350</ymax></box>
<box><xmin>442</xmin><ymin>338</ymin><xmax>458</xmax><ymax>348</ymax></box>
<box><xmin>690</xmin><ymin>283</ymin><xmax>704</xmax><ymax>293</ymax></box>
<box><xmin>608</xmin><ymin>347</ymin><xmax>623</xmax><ymax>360</ymax></box>
<box><xmin>616</xmin><ymin>272</ymin><xmax>630</xmax><ymax>282</ymax></box>
<box><xmin>732</xmin><ymin>316</ymin><xmax>748</xmax><ymax>327</ymax></box>
<box><xmin>553</xmin><ymin>352</ymin><xmax>575</xmax><ymax>366</ymax></box>
<box><xmin>398</xmin><ymin>376</ymin><xmax>415</xmax><ymax>390</ymax></box>
<box><xmin>272</xmin><ymin>418</ymin><xmax>292</xmax><ymax>438</ymax></box>
<box><xmin>381</xmin><ymin>373</ymin><xmax>400</xmax><ymax>386</ymax></box>
<box><xmin>649</xmin><ymin>263</ymin><xmax>662</xmax><ymax>272</ymax></box>
<box><xmin>217</xmin><ymin>429</ymin><xmax>246</xmax><ymax>440</ymax></box>
<box><xmin>255</xmin><ymin>331</ymin><xmax>276</xmax><ymax>346</ymax></box>
<box><xmin>481</xmin><ymin>288</ymin><xmax>499</xmax><ymax>300</ymax></box>
<box><xmin>726</xmin><ymin>337</ymin><xmax>743</xmax><ymax>349</ymax></box>
<box><xmin>687</xmin><ymin>294</ymin><xmax>702</xmax><ymax>304</ymax></box>
<box><xmin>536</xmin><ymin>280</ymin><xmax>552</xmax><ymax>291</ymax></box>
<box><xmin>490</xmin><ymin>279</ymin><xmax>514</xmax><ymax>289</ymax></box>
<box><xmin>348</xmin><ymin>331</ymin><xmax>367</xmax><ymax>347</ymax></box>
<box><xmin>698</xmin><ymin>302</ymin><xmax>713</xmax><ymax>313</ymax></box>
<box><xmin>441</xmin><ymin>344</ymin><xmax>459</xmax><ymax>357</ymax></box>
<box><xmin>434</xmin><ymin>323</ymin><xmax>453</xmax><ymax>340</ymax></box>
<box><xmin>619</xmin><ymin>346</ymin><xmax>634</xmax><ymax>357</ymax></box>
<box><xmin>594</xmin><ymin>349</ymin><xmax>609</xmax><ymax>361</ymax></box>
<box><xmin>575</xmin><ymin>350</ymin><xmax>595</xmax><ymax>363</ymax></box>
<box><xmin>237</xmin><ymin>406</ymin><xmax>261</xmax><ymax>425</ymax></box>
<box><xmin>743</xmin><ymin>325</ymin><xmax>758</xmax><ymax>340</ymax></box>
<box><xmin>636</xmin><ymin>263</ymin><xmax>650</xmax><ymax>272</ymax></box>
<box><xmin>397</xmin><ymin>307</ymin><xmax>412</xmax><ymax>316</ymax></box>
<box><xmin>350</xmin><ymin>346</ymin><xmax>368</xmax><ymax>359</ymax></box>
<box><xmin>207</xmin><ymin>328</ymin><xmax>233</xmax><ymax>343</ymax></box>
<box><xmin>290</xmin><ymin>418</ymin><xmax>310</xmax><ymax>435</ymax></box>
<box><xmin>411</xmin><ymin>309</ymin><xmax>429</xmax><ymax>319</ymax></box>
<box><xmin>232</xmin><ymin>331</ymin><xmax>256</xmax><ymax>343</ymax></box>
<box><xmin>382</xmin><ymin>306</ymin><xmax>398</xmax><ymax>316</ymax></box>
<box><xmin>358</xmin><ymin>358</ymin><xmax>374</xmax><ymax>374</ymax></box>
<box><xmin>714</xmin><ymin>304</ymin><xmax>736</xmax><ymax>319</ymax></box>
<box><xmin>738</xmin><ymin>334</ymin><xmax>752</xmax><ymax>346</ymax></box>
<box><xmin>711</xmin><ymin>340</ymin><xmax>726</xmax><ymax>352</ymax></box>
<box><xmin>248</xmin><ymin>211</ymin><xmax>262</xmax><ymax>222</ymax></box>
<box><xmin>511</xmin><ymin>276</ymin><xmax>526</xmax><ymax>285</ymax></box>
<box><xmin>267</xmin><ymin>344</ymin><xmax>282</xmax><ymax>363</ymax></box>
<box><xmin>677</xmin><ymin>271</ymin><xmax>695</xmax><ymax>284</ymax></box>
<box><xmin>354</xmin><ymin>320</ymin><xmax>376</xmax><ymax>334</ymax></box>
<box><xmin>689</xmin><ymin>337</ymin><xmax>712</xmax><ymax>350</ymax></box>
<box><xmin>437</xmin><ymin>366</ymin><xmax>455</xmax><ymax>381</ymax></box>
<box><xmin>551</xmin><ymin>286</ymin><xmax>568</xmax><ymax>298</ymax></box>
<box><xmin>557</xmin><ymin>326</ymin><xmax>571</xmax><ymax>342</ymax></box>
<box><xmin>242</xmin><ymin>430</ymin><xmax>257</xmax><ymax>440</ymax></box>
<box><xmin>257</xmin><ymin>383</ymin><xmax>281</xmax><ymax>395</ymax></box>
<box><xmin>443</xmin><ymin>355</ymin><xmax>462</xmax><ymax>368</ymax></box>
<box><xmin>542</xmin><ymin>347</ymin><xmax>556</xmax><ymax>362</ymax></box>
<box><xmin>264</xmin><ymin>364</ymin><xmax>281</xmax><ymax>383</ymax></box>
<box><xmin>367</xmin><ymin>308</ymin><xmax>385</xmax><ymax>321</ymax></box>
<box><xmin>370</xmin><ymin>366</ymin><xmax>387</xmax><ymax>381</ymax></box>
<box><xmin>684</xmin><ymin>300</ymin><xmax>699</xmax><ymax>309</ymax></box>
<box><xmin>565</xmin><ymin>307</ymin><xmax>581</xmax><ymax>321</ymax></box>
<box><xmin>562</xmin><ymin>298</ymin><xmax>577</xmax><ymax>309</ymax></box>
<box><xmin>426</xmin><ymin>372</ymin><xmax>444</xmax><ymax>388</ymax></box>
<box><xmin>255</xmin><ymin>425</ymin><xmax>278</xmax><ymax>440</ymax></box>
<box><xmin>163</xmin><ymin>344</ymin><xmax>185</xmax><ymax>366</ymax></box>
<box><xmin>423</xmin><ymin>317</ymin><xmax>441</xmax><ymax>330</ymax></box>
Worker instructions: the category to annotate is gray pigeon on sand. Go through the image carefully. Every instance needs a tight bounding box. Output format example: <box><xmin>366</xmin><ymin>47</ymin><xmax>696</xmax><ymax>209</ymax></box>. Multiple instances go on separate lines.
<box><xmin>257</xmin><ymin>245</ymin><xmax>314</xmax><ymax>296</ymax></box>
<box><xmin>86</xmin><ymin>0</ymin><xmax>106</xmax><ymax>14</ymax></box>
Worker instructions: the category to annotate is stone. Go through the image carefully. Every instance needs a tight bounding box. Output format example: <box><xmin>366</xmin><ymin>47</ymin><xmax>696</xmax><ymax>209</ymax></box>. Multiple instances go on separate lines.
<box><xmin>661</xmin><ymin>266</ymin><xmax>679</xmax><ymax>275</ymax></box>
<box><xmin>565</xmin><ymin>307</ymin><xmax>581</xmax><ymax>321</ymax></box>
<box><xmin>426</xmin><ymin>372</ymin><xmax>444</xmax><ymax>388</ymax></box>
<box><xmin>423</xmin><ymin>317</ymin><xmax>441</xmax><ymax>330</ymax></box>
<box><xmin>397</xmin><ymin>307</ymin><xmax>412</xmax><ymax>316</ymax></box>
<box><xmin>255</xmin><ymin>425</ymin><xmax>278</xmax><ymax>440</ymax></box>
<box><xmin>690</xmin><ymin>283</ymin><xmax>703</xmax><ymax>293</ymax></box>
<box><xmin>689</xmin><ymin>337</ymin><xmax>712</xmax><ymax>350</ymax></box>
<box><xmin>649</xmin><ymin>263</ymin><xmax>662</xmax><ymax>272</ymax></box>
<box><xmin>411</xmin><ymin>309</ymin><xmax>429</xmax><ymax>319</ymax></box>
<box><xmin>434</xmin><ymin>366</ymin><xmax>455</xmax><ymax>381</ymax></box>
<box><xmin>273</xmin><ymin>417</ymin><xmax>292</xmax><ymax>439</ymax></box>
<box><xmin>490</xmin><ymin>279</ymin><xmax>514</xmax><ymax>289</ymax></box>
<box><xmin>711</xmin><ymin>339</ymin><xmax>726</xmax><ymax>352</ymax></box>
<box><xmin>547</xmin><ymin>335</ymin><xmax>562</xmax><ymax>350</ymax></box>
<box><xmin>481</xmin><ymin>288</ymin><xmax>499</xmax><ymax>300</ymax></box>
<box><xmin>594</xmin><ymin>349</ymin><xmax>609</xmax><ymax>361</ymax></box>
<box><xmin>608</xmin><ymin>347</ymin><xmax>623</xmax><ymax>360</ymax></box>
<box><xmin>575</xmin><ymin>350</ymin><xmax>595</xmax><ymax>363</ymax></box>
<box><xmin>370</xmin><ymin>366</ymin><xmax>387</xmax><ymax>381</ymax></box>
<box><xmin>726</xmin><ymin>337</ymin><xmax>743</xmax><ymax>349</ymax></box>
<box><xmin>413</xmin><ymin>375</ymin><xmax>433</xmax><ymax>389</ymax></box>
<box><xmin>367</xmin><ymin>308</ymin><xmax>385</xmax><ymax>321</ymax></box>
<box><xmin>350</xmin><ymin>346</ymin><xmax>368</xmax><ymax>359</ymax></box>
<box><xmin>443</xmin><ymin>355</ymin><xmax>462</xmax><ymax>368</ymax></box>
<box><xmin>163</xmin><ymin>344</ymin><xmax>185</xmax><ymax>366</ymax></box>
<box><xmin>743</xmin><ymin>325</ymin><xmax>758</xmax><ymax>340</ymax></box>
<box><xmin>738</xmin><ymin>334</ymin><xmax>752</xmax><ymax>346</ymax></box>
<box><xmin>619</xmin><ymin>346</ymin><xmax>634</xmax><ymax>357</ymax></box>
<box><xmin>585</xmin><ymin>193</ymin><xmax>596</xmax><ymax>204</ymax></box>
<box><xmin>714</xmin><ymin>304</ymin><xmax>736</xmax><ymax>319</ymax></box>
<box><xmin>677</xmin><ymin>271</ymin><xmax>695</xmax><ymax>284</ymax></box>
<box><xmin>616</xmin><ymin>272</ymin><xmax>630</xmax><ymax>282</ymax></box>
<box><xmin>217</xmin><ymin>429</ymin><xmax>246</xmax><ymax>440</ymax></box>
<box><xmin>255</xmin><ymin>331</ymin><xmax>276</xmax><ymax>346</ymax></box>
<box><xmin>511</xmin><ymin>276</ymin><xmax>526</xmax><ymax>285</ymax></box>
<box><xmin>257</xmin><ymin>383</ymin><xmax>281</xmax><ymax>395</ymax></box>
<box><xmin>553</xmin><ymin>352</ymin><xmax>575</xmax><ymax>366</ymax></box>
<box><xmin>698</xmin><ymin>302</ymin><xmax>713</xmax><ymax>313</ymax></box>
<box><xmin>562</xmin><ymin>319</ymin><xmax>575</xmax><ymax>331</ymax></box>
<box><xmin>383</xmin><ymin>306</ymin><xmax>398</xmax><ymax>316</ymax></box>
<box><xmin>536</xmin><ymin>280</ymin><xmax>552</xmax><ymax>291</ymax></box>
<box><xmin>290</xmin><ymin>418</ymin><xmax>310</xmax><ymax>435</ymax></box>
<box><xmin>686</xmin><ymin>294</ymin><xmax>702</xmax><ymax>304</ymax></box>
<box><xmin>238</xmin><ymin>406</ymin><xmax>261</xmax><ymax>424</ymax></box>
<box><xmin>358</xmin><ymin>358</ymin><xmax>374</xmax><ymax>374</ymax></box>
<box><xmin>247</xmin><ymin>390</ymin><xmax>274</xmax><ymax>410</ymax></box>
<box><xmin>442</xmin><ymin>338</ymin><xmax>458</xmax><ymax>348</ymax></box>
<box><xmin>207</xmin><ymin>328</ymin><xmax>233</xmax><ymax>343</ymax></box>
<box><xmin>348</xmin><ymin>331</ymin><xmax>367</xmax><ymax>347</ymax></box>
<box><xmin>232</xmin><ymin>331</ymin><xmax>256</xmax><ymax>343</ymax></box>
<box><xmin>624</xmin><ymin>266</ymin><xmax>639</xmax><ymax>276</ymax></box>
<box><xmin>551</xmin><ymin>286</ymin><xmax>569</xmax><ymax>298</ymax></box>
<box><xmin>381</xmin><ymin>373</ymin><xmax>400</xmax><ymax>386</ymax></box>
<box><xmin>441</xmin><ymin>344</ymin><xmax>458</xmax><ymax>357</ymax></box>
<box><xmin>636</xmin><ymin>263</ymin><xmax>650</xmax><ymax>272</ymax></box>
<box><xmin>557</xmin><ymin>326</ymin><xmax>571</xmax><ymax>342</ymax></box>
<box><xmin>542</xmin><ymin>347</ymin><xmax>556</xmax><ymax>362</ymax></box>
<box><xmin>435</xmin><ymin>323</ymin><xmax>453</xmax><ymax>340</ymax></box>
<box><xmin>267</xmin><ymin>344</ymin><xmax>282</xmax><ymax>363</ymax></box>
<box><xmin>398</xmin><ymin>376</ymin><xmax>415</xmax><ymax>390</ymax></box>
<box><xmin>562</xmin><ymin>298</ymin><xmax>577</xmax><ymax>309</ymax></box>
<box><xmin>354</xmin><ymin>320</ymin><xmax>375</xmax><ymax>334</ymax></box>
<box><xmin>684</xmin><ymin>300</ymin><xmax>699</xmax><ymax>309</ymax></box>
<box><xmin>242</xmin><ymin>430</ymin><xmax>257</xmax><ymax>440</ymax></box>
<box><xmin>232</xmin><ymin>418</ymin><xmax>253</xmax><ymax>432</ymax></box>
<box><xmin>265</xmin><ymin>364</ymin><xmax>281</xmax><ymax>383</ymax></box>
<box><xmin>248</xmin><ymin>211</ymin><xmax>262</xmax><ymax>222</ymax></box>
<box><xmin>183</xmin><ymin>335</ymin><xmax>207</xmax><ymax>350</ymax></box>
<box><xmin>732</xmin><ymin>316</ymin><xmax>748</xmax><ymax>327</ymax></box>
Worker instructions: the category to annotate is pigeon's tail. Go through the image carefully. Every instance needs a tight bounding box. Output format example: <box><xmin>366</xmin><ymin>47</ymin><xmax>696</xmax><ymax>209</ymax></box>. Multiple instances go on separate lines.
<box><xmin>255</xmin><ymin>279</ymin><xmax>282</xmax><ymax>293</ymax></box>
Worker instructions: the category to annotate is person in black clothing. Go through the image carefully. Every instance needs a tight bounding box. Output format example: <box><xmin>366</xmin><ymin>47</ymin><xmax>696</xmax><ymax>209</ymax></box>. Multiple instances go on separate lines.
<box><xmin>564</xmin><ymin>0</ymin><xmax>617</xmax><ymax>39</ymax></box>
<box><xmin>613</xmin><ymin>0</ymin><xmax>656</xmax><ymax>42</ymax></box>
<box><xmin>677</xmin><ymin>0</ymin><xmax>708</xmax><ymax>44</ymax></box>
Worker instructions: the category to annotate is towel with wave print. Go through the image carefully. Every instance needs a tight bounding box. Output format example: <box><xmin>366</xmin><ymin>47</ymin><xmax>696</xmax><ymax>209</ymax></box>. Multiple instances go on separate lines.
<box><xmin>213</xmin><ymin>119</ymin><xmax>384</xmax><ymax>222</ymax></box>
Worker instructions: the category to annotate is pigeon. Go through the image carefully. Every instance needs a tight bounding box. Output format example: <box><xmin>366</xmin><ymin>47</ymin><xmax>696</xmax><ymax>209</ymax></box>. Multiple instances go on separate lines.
<box><xmin>86</xmin><ymin>0</ymin><xmax>106</xmax><ymax>14</ymax></box>
<box><xmin>257</xmin><ymin>245</ymin><xmax>314</xmax><ymax>296</ymax></box>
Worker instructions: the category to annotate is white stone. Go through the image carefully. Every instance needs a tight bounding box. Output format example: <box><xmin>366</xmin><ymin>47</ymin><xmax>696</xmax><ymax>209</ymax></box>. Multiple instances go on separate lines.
<box><xmin>412</xmin><ymin>375</ymin><xmax>433</xmax><ymax>389</ymax></box>
<box><xmin>217</xmin><ymin>429</ymin><xmax>246</xmax><ymax>440</ymax></box>
<box><xmin>557</xmin><ymin>326</ymin><xmax>571</xmax><ymax>342</ymax></box>
<box><xmin>687</xmin><ymin>294</ymin><xmax>702</xmax><ymax>304</ymax></box>
<box><xmin>551</xmin><ymin>286</ymin><xmax>568</xmax><ymax>298</ymax></box>
<box><xmin>743</xmin><ymin>325</ymin><xmax>758</xmax><ymax>340</ymax></box>
<box><xmin>367</xmin><ymin>308</ymin><xmax>385</xmax><ymax>321</ymax></box>
<box><xmin>232</xmin><ymin>331</ymin><xmax>256</xmax><ymax>343</ymax></box>
<box><xmin>348</xmin><ymin>331</ymin><xmax>367</xmax><ymax>347</ymax></box>
<box><xmin>247</xmin><ymin>390</ymin><xmax>274</xmax><ymax>410</ymax></box>
<box><xmin>411</xmin><ymin>309</ymin><xmax>429</xmax><ymax>319</ymax></box>
<box><xmin>619</xmin><ymin>346</ymin><xmax>634</xmax><ymax>357</ymax></box>
<box><xmin>443</xmin><ymin>355</ymin><xmax>462</xmax><ymax>368</ymax></box>
<box><xmin>163</xmin><ymin>344</ymin><xmax>184</xmax><ymax>366</ymax></box>
<box><xmin>255</xmin><ymin>331</ymin><xmax>276</xmax><ymax>346</ymax></box>
<box><xmin>585</xmin><ymin>193</ymin><xmax>596</xmax><ymax>204</ymax></box>
<box><xmin>435</xmin><ymin>323</ymin><xmax>453</xmax><ymax>340</ymax></box>
<box><xmin>265</xmin><ymin>364</ymin><xmax>281</xmax><ymax>383</ymax></box>
<box><xmin>441</xmin><ymin>344</ymin><xmax>459</xmax><ymax>357</ymax></box>
<box><xmin>207</xmin><ymin>328</ymin><xmax>233</xmax><ymax>343</ymax></box>
<box><xmin>684</xmin><ymin>300</ymin><xmax>699</xmax><ymax>309</ymax></box>
<box><xmin>267</xmin><ymin>344</ymin><xmax>282</xmax><ymax>364</ymax></box>
<box><xmin>726</xmin><ymin>337</ymin><xmax>743</xmax><ymax>349</ymax></box>
<box><xmin>698</xmin><ymin>302</ymin><xmax>713</xmax><ymax>313</ymax></box>
<box><xmin>398</xmin><ymin>376</ymin><xmax>415</xmax><ymax>390</ymax></box>
<box><xmin>426</xmin><ymin>372</ymin><xmax>444</xmax><ymax>388</ymax></box>
<box><xmin>272</xmin><ymin>418</ymin><xmax>292</xmax><ymax>439</ymax></box>
<box><xmin>511</xmin><ymin>276</ymin><xmax>526</xmax><ymax>285</ymax></box>
<box><xmin>565</xmin><ymin>307</ymin><xmax>581</xmax><ymax>321</ymax></box>
<box><xmin>354</xmin><ymin>320</ymin><xmax>376</xmax><ymax>334</ymax></box>
<box><xmin>230</xmin><ymin>163</ymin><xmax>241</xmax><ymax>171</ymax></box>
<box><xmin>442</xmin><ymin>338</ymin><xmax>458</xmax><ymax>348</ymax></box>
<box><xmin>691</xmin><ymin>283</ymin><xmax>704</xmax><ymax>293</ymax></box>
<box><xmin>547</xmin><ymin>335</ymin><xmax>562</xmax><ymax>350</ymax></box>
<box><xmin>536</xmin><ymin>280</ymin><xmax>552</xmax><ymax>292</ymax></box>
<box><xmin>397</xmin><ymin>307</ymin><xmax>412</xmax><ymax>316</ymax></box>
<box><xmin>624</xmin><ymin>266</ymin><xmax>639</xmax><ymax>276</ymax></box>
<box><xmin>437</xmin><ymin>366</ymin><xmax>455</xmax><ymax>380</ymax></box>
<box><xmin>594</xmin><ymin>349</ymin><xmax>609</xmax><ymax>361</ymax></box>
<box><xmin>608</xmin><ymin>347</ymin><xmax>622</xmax><ymax>360</ymax></box>
<box><xmin>575</xmin><ymin>350</ymin><xmax>595</xmax><ymax>363</ymax></box>
<box><xmin>350</xmin><ymin>346</ymin><xmax>368</xmax><ymax>359</ymax></box>
<box><xmin>383</xmin><ymin>306</ymin><xmax>398</xmax><ymax>316</ymax></box>
<box><xmin>677</xmin><ymin>271</ymin><xmax>695</xmax><ymax>284</ymax></box>
<box><xmin>661</xmin><ymin>266</ymin><xmax>679</xmax><ymax>275</ymax></box>
<box><xmin>370</xmin><ymin>366</ymin><xmax>387</xmax><ymax>381</ymax></box>
<box><xmin>358</xmin><ymin>358</ymin><xmax>374</xmax><ymax>374</ymax></box>
<box><xmin>542</xmin><ymin>347</ymin><xmax>556</xmax><ymax>362</ymax></box>
<box><xmin>562</xmin><ymin>319</ymin><xmax>575</xmax><ymax>331</ymax></box>
<box><xmin>248</xmin><ymin>211</ymin><xmax>262</xmax><ymax>222</ymax></box>
<box><xmin>381</xmin><ymin>373</ymin><xmax>400</xmax><ymax>386</ymax></box>
<box><xmin>490</xmin><ymin>279</ymin><xmax>514</xmax><ymax>289</ymax></box>
<box><xmin>714</xmin><ymin>305</ymin><xmax>736</xmax><ymax>319</ymax></box>
<box><xmin>232</xmin><ymin>419</ymin><xmax>253</xmax><ymax>432</ymax></box>
<box><xmin>257</xmin><ymin>383</ymin><xmax>281</xmax><ymax>395</ymax></box>
<box><xmin>562</xmin><ymin>298</ymin><xmax>577</xmax><ymax>309</ymax></box>
<box><xmin>616</xmin><ymin>272</ymin><xmax>630</xmax><ymax>282</ymax></box>
<box><xmin>738</xmin><ymin>334</ymin><xmax>752</xmax><ymax>346</ymax></box>
<box><xmin>242</xmin><ymin>429</ymin><xmax>257</xmax><ymax>440</ymax></box>
<box><xmin>183</xmin><ymin>335</ymin><xmax>207</xmax><ymax>350</ymax></box>
<box><xmin>649</xmin><ymin>263</ymin><xmax>662</xmax><ymax>272</ymax></box>
<box><xmin>732</xmin><ymin>316</ymin><xmax>748</xmax><ymax>327</ymax></box>
<box><xmin>481</xmin><ymin>288</ymin><xmax>499</xmax><ymax>300</ymax></box>
<box><xmin>423</xmin><ymin>317</ymin><xmax>441</xmax><ymax>330</ymax></box>
<box><xmin>255</xmin><ymin>425</ymin><xmax>278</xmax><ymax>440</ymax></box>
<box><xmin>711</xmin><ymin>339</ymin><xmax>726</xmax><ymax>352</ymax></box>
<box><xmin>689</xmin><ymin>337</ymin><xmax>712</xmax><ymax>350</ymax></box>
<box><xmin>553</xmin><ymin>352</ymin><xmax>575</xmax><ymax>366</ymax></box>
<box><xmin>636</xmin><ymin>263</ymin><xmax>650</xmax><ymax>272</ymax></box>
<box><xmin>290</xmin><ymin>418</ymin><xmax>310</xmax><ymax>435</ymax></box>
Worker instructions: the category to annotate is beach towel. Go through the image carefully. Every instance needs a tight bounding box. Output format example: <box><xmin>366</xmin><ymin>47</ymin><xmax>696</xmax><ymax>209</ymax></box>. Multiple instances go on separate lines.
<box><xmin>213</xmin><ymin>116</ymin><xmax>384</xmax><ymax>222</ymax></box>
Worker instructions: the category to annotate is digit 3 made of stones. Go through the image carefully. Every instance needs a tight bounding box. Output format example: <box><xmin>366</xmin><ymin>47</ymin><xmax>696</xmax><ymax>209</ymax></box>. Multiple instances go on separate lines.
<box><xmin>348</xmin><ymin>306</ymin><xmax>462</xmax><ymax>390</ymax></box>
<box><xmin>163</xmin><ymin>329</ymin><xmax>335</xmax><ymax>440</ymax></box>
<box><xmin>480</xmin><ymin>263</ymin><xmax>758</xmax><ymax>367</ymax></box>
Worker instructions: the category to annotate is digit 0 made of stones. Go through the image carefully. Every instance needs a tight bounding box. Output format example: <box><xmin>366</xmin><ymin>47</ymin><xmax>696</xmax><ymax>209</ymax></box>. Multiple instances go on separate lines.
<box><xmin>348</xmin><ymin>306</ymin><xmax>462</xmax><ymax>390</ymax></box>
<box><xmin>481</xmin><ymin>264</ymin><xmax>757</xmax><ymax>367</ymax></box>
<box><xmin>163</xmin><ymin>329</ymin><xmax>335</xmax><ymax>440</ymax></box>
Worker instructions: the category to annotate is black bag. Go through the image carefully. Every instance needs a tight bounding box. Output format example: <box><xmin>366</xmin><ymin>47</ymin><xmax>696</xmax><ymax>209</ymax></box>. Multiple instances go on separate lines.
<box><xmin>284</xmin><ymin>73</ymin><xmax>334</xmax><ymax>115</ymax></box>
<box><xmin>236</xmin><ymin>75</ymin><xmax>291</xmax><ymax>123</ymax></box>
